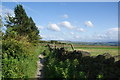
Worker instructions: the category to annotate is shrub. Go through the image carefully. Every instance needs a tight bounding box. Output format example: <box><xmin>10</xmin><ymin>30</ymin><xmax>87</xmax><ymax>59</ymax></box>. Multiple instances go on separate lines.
<box><xmin>2</xmin><ymin>37</ymin><xmax>42</xmax><ymax>78</ymax></box>
<box><xmin>44</xmin><ymin>47</ymin><xmax>120</xmax><ymax>79</ymax></box>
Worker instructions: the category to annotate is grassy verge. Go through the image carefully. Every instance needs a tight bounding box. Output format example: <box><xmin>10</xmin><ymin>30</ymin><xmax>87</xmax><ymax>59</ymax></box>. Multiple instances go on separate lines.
<box><xmin>25</xmin><ymin>45</ymin><xmax>46</xmax><ymax>78</ymax></box>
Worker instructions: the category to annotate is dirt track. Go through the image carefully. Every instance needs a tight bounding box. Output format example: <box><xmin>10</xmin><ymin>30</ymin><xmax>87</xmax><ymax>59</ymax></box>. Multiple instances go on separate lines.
<box><xmin>35</xmin><ymin>54</ymin><xmax>44</xmax><ymax>79</ymax></box>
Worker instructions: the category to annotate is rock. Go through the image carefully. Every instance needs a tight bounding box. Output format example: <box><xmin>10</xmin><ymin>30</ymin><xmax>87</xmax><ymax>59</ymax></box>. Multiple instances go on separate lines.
<box><xmin>75</xmin><ymin>50</ymin><xmax>90</xmax><ymax>57</ymax></box>
<box><xmin>103</xmin><ymin>53</ymin><xmax>112</xmax><ymax>59</ymax></box>
<box><xmin>114</xmin><ymin>55</ymin><xmax>120</xmax><ymax>61</ymax></box>
<box><xmin>38</xmin><ymin>54</ymin><xmax>44</xmax><ymax>59</ymax></box>
<box><xmin>82</xmin><ymin>51</ymin><xmax>91</xmax><ymax>57</ymax></box>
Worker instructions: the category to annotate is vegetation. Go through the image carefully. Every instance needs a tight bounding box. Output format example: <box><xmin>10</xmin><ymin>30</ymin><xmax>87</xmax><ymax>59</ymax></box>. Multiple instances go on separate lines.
<box><xmin>4</xmin><ymin>5</ymin><xmax>41</xmax><ymax>43</ymax></box>
<box><xmin>44</xmin><ymin>47</ymin><xmax>120</xmax><ymax>79</ymax></box>
<box><xmin>1</xmin><ymin>4</ymin><xmax>120</xmax><ymax>79</ymax></box>
<box><xmin>2</xmin><ymin>4</ymin><xmax>43</xmax><ymax>79</ymax></box>
<box><xmin>0</xmin><ymin>15</ymin><xmax>2</xmax><ymax>79</ymax></box>
<box><xmin>2</xmin><ymin>38</ymin><xmax>43</xmax><ymax>78</ymax></box>
<box><xmin>40</xmin><ymin>43</ymin><xmax>119</xmax><ymax>56</ymax></box>
<box><xmin>67</xmin><ymin>45</ymin><xmax>119</xmax><ymax>56</ymax></box>
<box><xmin>63</xmin><ymin>41</ymin><xmax>119</xmax><ymax>46</ymax></box>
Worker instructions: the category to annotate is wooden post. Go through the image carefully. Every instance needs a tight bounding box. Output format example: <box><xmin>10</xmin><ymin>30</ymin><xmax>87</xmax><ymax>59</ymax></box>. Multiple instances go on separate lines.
<box><xmin>70</xmin><ymin>44</ymin><xmax>74</xmax><ymax>51</ymax></box>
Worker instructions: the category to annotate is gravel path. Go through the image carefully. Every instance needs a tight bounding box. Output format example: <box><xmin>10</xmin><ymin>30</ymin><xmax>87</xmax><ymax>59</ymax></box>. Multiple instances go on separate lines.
<box><xmin>35</xmin><ymin>54</ymin><xmax>44</xmax><ymax>79</ymax></box>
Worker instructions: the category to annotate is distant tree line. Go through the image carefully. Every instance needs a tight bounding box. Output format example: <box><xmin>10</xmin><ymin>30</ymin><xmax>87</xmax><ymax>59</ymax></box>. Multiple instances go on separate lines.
<box><xmin>39</xmin><ymin>40</ymin><xmax>67</xmax><ymax>45</ymax></box>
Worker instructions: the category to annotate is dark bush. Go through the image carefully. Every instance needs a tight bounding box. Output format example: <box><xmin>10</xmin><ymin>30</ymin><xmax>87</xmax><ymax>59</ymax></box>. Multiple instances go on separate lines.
<box><xmin>44</xmin><ymin>47</ymin><xmax>120</xmax><ymax>79</ymax></box>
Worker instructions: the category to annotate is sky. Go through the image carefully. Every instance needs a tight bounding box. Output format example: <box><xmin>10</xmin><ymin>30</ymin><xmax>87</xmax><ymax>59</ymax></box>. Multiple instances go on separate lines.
<box><xmin>1</xmin><ymin>2</ymin><xmax>119</xmax><ymax>42</ymax></box>
<box><xmin>1</xmin><ymin>0</ymin><xmax>120</xmax><ymax>2</ymax></box>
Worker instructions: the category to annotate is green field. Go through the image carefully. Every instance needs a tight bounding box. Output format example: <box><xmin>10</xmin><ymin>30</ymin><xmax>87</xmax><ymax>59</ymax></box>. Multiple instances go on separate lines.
<box><xmin>75</xmin><ymin>48</ymin><xmax>118</xmax><ymax>56</ymax></box>
<box><xmin>43</xmin><ymin>43</ymin><xmax>120</xmax><ymax>79</ymax></box>
<box><xmin>39</xmin><ymin>42</ymin><xmax>119</xmax><ymax>56</ymax></box>
<box><xmin>39</xmin><ymin>43</ymin><xmax>119</xmax><ymax>56</ymax></box>
<box><xmin>65</xmin><ymin>44</ymin><xmax>119</xmax><ymax>56</ymax></box>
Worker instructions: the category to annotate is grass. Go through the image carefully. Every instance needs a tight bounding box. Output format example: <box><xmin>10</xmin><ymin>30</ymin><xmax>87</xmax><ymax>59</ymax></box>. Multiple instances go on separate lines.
<box><xmin>39</xmin><ymin>43</ymin><xmax>119</xmax><ymax>57</ymax></box>
<box><xmin>27</xmin><ymin>45</ymin><xmax>46</xmax><ymax>78</ymax></box>
<box><xmin>75</xmin><ymin>48</ymin><xmax>118</xmax><ymax>56</ymax></box>
<box><xmin>63</xmin><ymin>44</ymin><xmax>119</xmax><ymax>57</ymax></box>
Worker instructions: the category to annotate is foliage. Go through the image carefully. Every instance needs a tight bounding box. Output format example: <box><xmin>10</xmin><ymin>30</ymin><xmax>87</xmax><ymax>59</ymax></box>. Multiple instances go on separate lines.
<box><xmin>1</xmin><ymin>4</ymin><xmax>43</xmax><ymax>79</ymax></box>
<box><xmin>4</xmin><ymin>4</ymin><xmax>41</xmax><ymax>43</ymax></box>
<box><xmin>44</xmin><ymin>47</ymin><xmax>120</xmax><ymax>79</ymax></box>
<box><xmin>2</xmin><ymin>38</ymin><xmax>44</xmax><ymax>78</ymax></box>
<box><xmin>0</xmin><ymin>15</ymin><xmax>2</xmax><ymax>79</ymax></box>
<box><xmin>50</xmin><ymin>40</ymin><xmax>62</xmax><ymax>44</ymax></box>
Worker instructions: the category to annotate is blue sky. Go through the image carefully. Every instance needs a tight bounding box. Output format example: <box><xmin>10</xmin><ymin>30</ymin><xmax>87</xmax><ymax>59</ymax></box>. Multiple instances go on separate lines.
<box><xmin>1</xmin><ymin>0</ymin><xmax>119</xmax><ymax>2</ymax></box>
<box><xmin>1</xmin><ymin>2</ymin><xmax>119</xmax><ymax>42</ymax></box>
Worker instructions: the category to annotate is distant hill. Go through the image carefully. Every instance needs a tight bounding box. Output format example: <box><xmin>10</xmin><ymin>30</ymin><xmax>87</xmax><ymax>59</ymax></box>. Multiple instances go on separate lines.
<box><xmin>42</xmin><ymin>40</ymin><xmax>119</xmax><ymax>46</ymax></box>
<box><xmin>57</xmin><ymin>40</ymin><xmax>119</xmax><ymax>46</ymax></box>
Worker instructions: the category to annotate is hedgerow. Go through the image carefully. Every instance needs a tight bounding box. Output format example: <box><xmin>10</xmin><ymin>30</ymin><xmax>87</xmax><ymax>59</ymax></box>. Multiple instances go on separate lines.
<box><xmin>44</xmin><ymin>47</ymin><xmax>120</xmax><ymax>79</ymax></box>
<box><xmin>2</xmin><ymin>38</ymin><xmax>43</xmax><ymax>78</ymax></box>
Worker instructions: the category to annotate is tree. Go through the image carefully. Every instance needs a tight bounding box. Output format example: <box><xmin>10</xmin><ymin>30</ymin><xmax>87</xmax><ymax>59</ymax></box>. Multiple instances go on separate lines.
<box><xmin>4</xmin><ymin>4</ymin><xmax>41</xmax><ymax>43</ymax></box>
<box><xmin>0</xmin><ymin>15</ymin><xmax>2</xmax><ymax>34</ymax></box>
<box><xmin>0</xmin><ymin>15</ymin><xmax>4</xmax><ymax>39</ymax></box>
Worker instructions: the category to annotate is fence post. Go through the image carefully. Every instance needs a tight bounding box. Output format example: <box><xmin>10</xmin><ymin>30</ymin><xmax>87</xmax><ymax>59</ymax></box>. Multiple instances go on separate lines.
<box><xmin>70</xmin><ymin>44</ymin><xmax>74</xmax><ymax>51</ymax></box>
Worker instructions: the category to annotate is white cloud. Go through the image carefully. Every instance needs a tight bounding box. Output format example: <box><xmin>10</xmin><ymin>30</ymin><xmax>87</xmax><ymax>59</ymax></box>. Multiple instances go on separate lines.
<box><xmin>106</xmin><ymin>27</ymin><xmax>119</xmax><ymax>35</ymax></box>
<box><xmin>74</xmin><ymin>35</ymin><xmax>80</xmax><ymax>39</ymax></box>
<box><xmin>48</xmin><ymin>23</ymin><xmax>60</xmax><ymax>31</ymax></box>
<box><xmin>41</xmin><ymin>35</ymin><xmax>47</xmax><ymax>38</ymax></box>
<box><xmin>77</xmin><ymin>28</ymin><xmax>85</xmax><ymax>32</ymax></box>
<box><xmin>105</xmin><ymin>27</ymin><xmax>118</xmax><ymax>39</ymax></box>
<box><xmin>0</xmin><ymin>5</ymin><xmax>14</xmax><ymax>17</ymax></box>
<box><xmin>85</xmin><ymin>21</ymin><xmax>94</xmax><ymax>27</ymax></box>
<box><xmin>62</xmin><ymin>14</ymin><xmax>69</xmax><ymax>18</ymax></box>
<box><xmin>37</xmin><ymin>25</ymin><xmax>44</xmax><ymax>29</ymax></box>
<box><xmin>94</xmin><ymin>34</ymin><xmax>107</xmax><ymax>40</ymax></box>
<box><xmin>91</xmin><ymin>27</ymin><xmax>119</xmax><ymax>41</ymax></box>
<box><xmin>42</xmin><ymin>34</ymin><xmax>64</xmax><ymax>40</ymax></box>
<box><xmin>107</xmin><ymin>27</ymin><xmax>119</xmax><ymax>32</ymax></box>
<box><xmin>60</xmin><ymin>21</ymin><xmax>74</xmax><ymax>29</ymax></box>
<box><xmin>57</xmin><ymin>38</ymin><xmax>65</xmax><ymax>40</ymax></box>
<box><xmin>70</xmin><ymin>32</ymin><xmax>74</xmax><ymax>35</ymax></box>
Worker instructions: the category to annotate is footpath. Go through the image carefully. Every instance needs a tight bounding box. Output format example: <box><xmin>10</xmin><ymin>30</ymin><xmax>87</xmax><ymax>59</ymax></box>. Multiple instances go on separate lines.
<box><xmin>35</xmin><ymin>54</ymin><xmax>44</xmax><ymax>79</ymax></box>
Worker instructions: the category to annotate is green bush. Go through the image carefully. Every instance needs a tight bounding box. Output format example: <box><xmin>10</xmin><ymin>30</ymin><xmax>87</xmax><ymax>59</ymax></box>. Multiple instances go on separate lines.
<box><xmin>2</xmin><ymin>38</ymin><xmax>43</xmax><ymax>78</ymax></box>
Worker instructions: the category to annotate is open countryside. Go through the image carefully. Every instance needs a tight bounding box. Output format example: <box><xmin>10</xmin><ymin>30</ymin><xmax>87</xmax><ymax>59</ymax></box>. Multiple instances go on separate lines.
<box><xmin>1</xmin><ymin>2</ymin><xmax>120</xmax><ymax>79</ymax></box>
